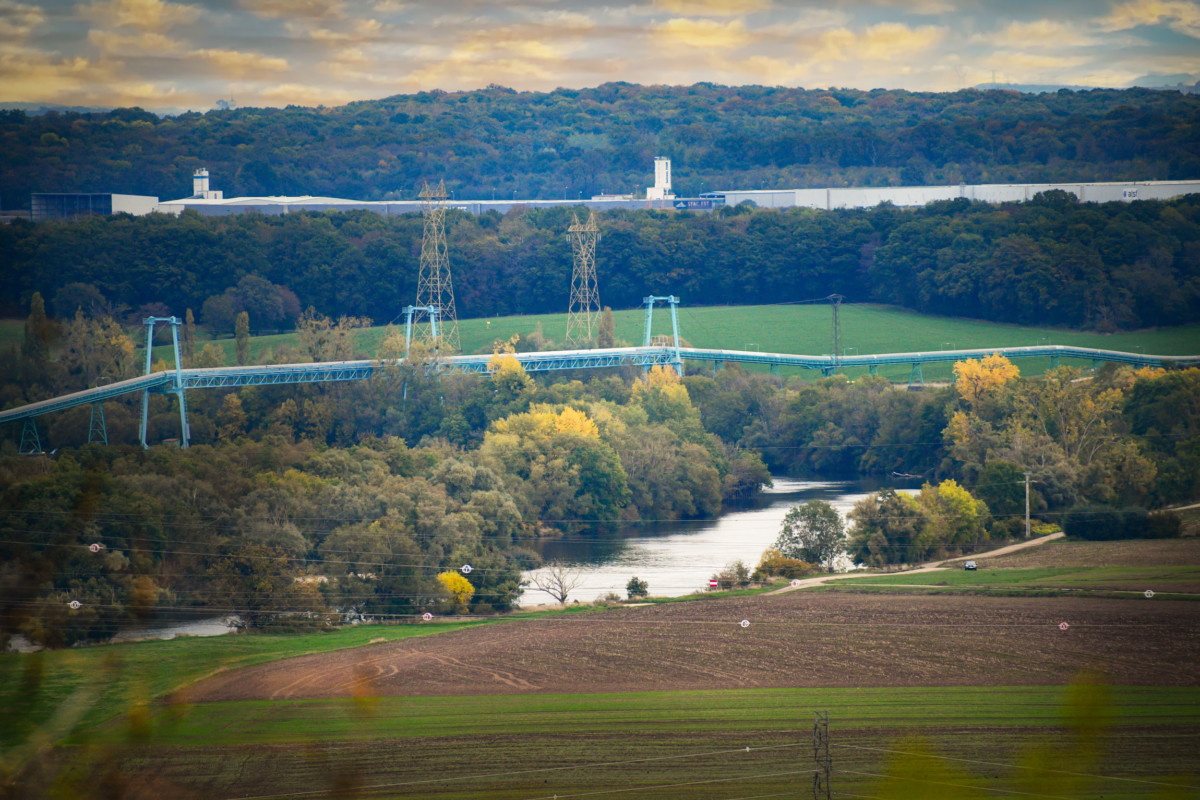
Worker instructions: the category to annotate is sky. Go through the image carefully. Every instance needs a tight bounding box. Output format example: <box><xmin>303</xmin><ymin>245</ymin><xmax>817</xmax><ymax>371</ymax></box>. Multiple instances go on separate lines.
<box><xmin>1</xmin><ymin>0</ymin><xmax>1199</xmax><ymax>111</ymax></box>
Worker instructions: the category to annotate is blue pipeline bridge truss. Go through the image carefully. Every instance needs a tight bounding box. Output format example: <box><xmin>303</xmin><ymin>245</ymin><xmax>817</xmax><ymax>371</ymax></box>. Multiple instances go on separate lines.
<box><xmin>2</xmin><ymin>343</ymin><xmax>1198</xmax><ymax>452</ymax></box>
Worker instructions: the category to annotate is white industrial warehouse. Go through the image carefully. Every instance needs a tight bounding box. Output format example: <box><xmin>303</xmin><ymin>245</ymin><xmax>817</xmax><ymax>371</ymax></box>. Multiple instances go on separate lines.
<box><xmin>32</xmin><ymin>161</ymin><xmax>1200</xmax><ymax>220</ymax></box>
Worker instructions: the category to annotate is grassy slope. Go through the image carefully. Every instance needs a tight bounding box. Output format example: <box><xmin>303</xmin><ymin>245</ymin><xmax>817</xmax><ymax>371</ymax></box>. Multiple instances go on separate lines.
<box><xmin>820</xmin><ymin>538</ymin><xmax>1200</xmax><ymax>597</ymax></box>
<box><xmin>155</xmin><ymin>304</ymin><xmax>1200</xmax><ymax>381</ymax></box>
<box><xmin>0</xmin><ymin>621</ymin><xmax>487</xmax><ymax>751</ymax></box>
<box><xmin>59</xmin><ymin>687</ymin><xmax>1200</xmax><ymax>799</ymax></box>
<box><xmin>824</xmin><ymin>565</ymin><xmax>1200</xmax><ymax>596</ymax></box>
<box><xmin>6</xmin><ymin>544</ymin><xmax>1200</xmax><ymax>798</ymax></box>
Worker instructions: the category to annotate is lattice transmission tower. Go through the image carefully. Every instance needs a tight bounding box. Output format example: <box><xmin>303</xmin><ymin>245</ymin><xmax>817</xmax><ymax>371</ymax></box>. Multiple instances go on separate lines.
<box><xmin>413</xmin><ymin>180</ymin><xmax>460</xmax><ymax>353</ymax></box>
<box><xmin>565</xmin><ymin>211</ymin><xmax>601</xmax><ymax>348</ymax></box>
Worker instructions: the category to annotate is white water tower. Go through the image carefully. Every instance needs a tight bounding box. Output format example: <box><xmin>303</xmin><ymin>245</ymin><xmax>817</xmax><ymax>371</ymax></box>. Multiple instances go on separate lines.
<box><xmin>192</xmin><ymin>168</ymin><xmax>223</xmax><ymax>200</ymax></box>
<box><xmin>647</xmin><ymin>157</ymin><xmax>674</xmax><ymax>200</ymax></box>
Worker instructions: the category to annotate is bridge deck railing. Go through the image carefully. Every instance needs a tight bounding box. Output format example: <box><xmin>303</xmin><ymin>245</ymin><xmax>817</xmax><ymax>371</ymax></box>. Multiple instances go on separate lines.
<box><xmin>2</xmin><ymin>345</ymin><xmax>1197</xmax><ymax>427</ymax></box>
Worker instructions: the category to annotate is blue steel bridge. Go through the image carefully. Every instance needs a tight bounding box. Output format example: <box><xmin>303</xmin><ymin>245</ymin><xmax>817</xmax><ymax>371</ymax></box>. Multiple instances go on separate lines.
<box><xmin>3</xmin><ymin>339</ymin><xmax>1199</xmax><ymax>453</ymax></box>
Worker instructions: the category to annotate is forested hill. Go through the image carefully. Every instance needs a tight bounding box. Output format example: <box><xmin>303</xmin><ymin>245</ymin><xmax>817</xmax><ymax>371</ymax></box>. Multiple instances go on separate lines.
<box><xmin>4</xmin><ymin>192</ymin><xmax>1199</xmax><ymax>331</ymax></box>
<box><xmin>3</xmin><ymin>84</ymin><xmax>1200</xmax><ymax>207</ymax></box>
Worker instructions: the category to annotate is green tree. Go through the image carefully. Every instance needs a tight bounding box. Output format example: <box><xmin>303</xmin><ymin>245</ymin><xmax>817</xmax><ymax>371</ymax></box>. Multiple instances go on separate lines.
<box><xmin>597</xmin><ymin>306</ymin><xmax>615</xmax><ymax>348</ymax></box>
<box><xmin>975</xmin><ymin>460</ymin><xmax>1031</xmax><ymax>522</ymax></box>
<box><xmin>235</xmin><ymin>311</ymin><xmax>250</xmax><ymax>366</ymax></box>
<box><xmin>21</xmin><ymin>291</ymin><xmax>51</xmax><ymax>367</ymax></box>
<box><xmin>774</xmin><ymin>500</ymin><xmax>845</xmax><ymax>570</ymax></box>
<box><xmin>914</xmin><ymin>479</ymin><xmax>989</xmax><ymax>553</ymax></box>
<box><xmin>216</xmin><ymin>393</ymin><xmax>248</xmax><ymax>440</ymax></box>
<box><xmin>183</xmin><ymin>307</ymin><xmax>196</xmax><ymax>364</ymax></box>
<box><xmin>626</xmin><ymin>576</ymin><xmax>648</xmax><ymax>598</ymax></box>
<box><xmin>848</xmin><ymin>489</ymin><xmax>927</xmax><ymax>566</ymax></box>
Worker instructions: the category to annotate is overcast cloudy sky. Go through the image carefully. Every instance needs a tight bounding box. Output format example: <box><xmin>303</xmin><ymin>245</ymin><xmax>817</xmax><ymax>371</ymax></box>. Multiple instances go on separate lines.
<box><xmin>2</xmin><ymin>0</ymin><xmax>1199</xmax><ymax>110</ymax></box>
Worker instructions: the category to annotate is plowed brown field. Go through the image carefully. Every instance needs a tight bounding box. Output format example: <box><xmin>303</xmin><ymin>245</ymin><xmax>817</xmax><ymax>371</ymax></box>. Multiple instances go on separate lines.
<box><xmin>185</xmin><ymin>593</ymin><xmax>1199</xmax><ymax>702</ymax></box>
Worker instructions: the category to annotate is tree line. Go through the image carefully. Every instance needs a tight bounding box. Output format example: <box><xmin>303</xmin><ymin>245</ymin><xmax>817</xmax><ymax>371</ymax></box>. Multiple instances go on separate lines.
<box><xmin>3</xmin><ymin>84</ymin><xmax>1199</xmax><ymax>207</ymax></box>
<box><xmin>3</xmin><ymin>292</ymin><xmax>1197</xmax><ymax>646</ymax></box>
<box><xmin>3</xmin><ymin>190</ymin><xmax>1199</xmax><ymax>331</ymax></box>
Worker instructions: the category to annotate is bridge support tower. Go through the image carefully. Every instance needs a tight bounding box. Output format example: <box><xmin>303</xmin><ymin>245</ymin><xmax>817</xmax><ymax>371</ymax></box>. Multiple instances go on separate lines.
<box><xmin>140</xmin><ymin>316</ymin><xmax>189</xmax><ymax>449</ymax></box>
<box><xmin>19</xmin><ymin>418</ymin><xmax>41</xmax><ymax>455</ymax></box>
<box><xmin>643</xmin><ymin>295</ymin><xmax>682</xmax><ymax>375</ymax></box>
<box><xmin>908</xmin><ymin>362</ymin><xmax>924</xmax><ymax>388</ymax></box>
<box><xmin>88</xmin><ymin>401</ymin><xmax>107</xmax><ymax>445</ymax></box>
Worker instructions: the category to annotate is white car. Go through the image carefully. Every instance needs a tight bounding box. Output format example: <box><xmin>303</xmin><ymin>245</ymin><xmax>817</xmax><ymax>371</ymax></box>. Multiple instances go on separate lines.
<box><xmin>964</xmin><ymin>560</ymin><xmax>978</xmax><ymax>571</ymax></box>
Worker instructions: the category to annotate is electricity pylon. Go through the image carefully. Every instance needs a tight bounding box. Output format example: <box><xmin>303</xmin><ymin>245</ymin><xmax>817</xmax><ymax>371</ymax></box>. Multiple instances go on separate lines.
<box><xmin>565</xmin><ymin>211</ymin><xmax>601</xmax><ymax>348</ymax></box>
<box><xmin>414</xmin><ymin>180</ymin><xmax>460</xmax><ymax>353</ymax></box>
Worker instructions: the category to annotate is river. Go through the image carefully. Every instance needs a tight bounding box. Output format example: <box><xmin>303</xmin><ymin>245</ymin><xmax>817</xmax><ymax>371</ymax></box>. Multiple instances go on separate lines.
<box><xmin>518</xmin><ymin>477</ymin><xmax>914</xmax><ymax>606</ymax></box>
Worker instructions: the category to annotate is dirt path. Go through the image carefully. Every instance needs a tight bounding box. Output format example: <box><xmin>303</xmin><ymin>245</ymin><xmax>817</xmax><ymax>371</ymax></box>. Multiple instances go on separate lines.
<box><xmin>767</xmin><ymin>532</ymin><xmax>1065</xmax><ymax>594</ymax></box>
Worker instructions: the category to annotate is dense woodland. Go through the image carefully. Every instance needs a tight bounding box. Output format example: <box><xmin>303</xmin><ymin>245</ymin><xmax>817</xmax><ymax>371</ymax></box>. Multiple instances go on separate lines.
<box><xmin>4</xmin><ymin>82</ymin><xmax>1200</xmax><ymax>647</ymax></box>
<box><xmin>3</xmin><ymin>84</ymin><xmax>1200</xmax><ymax>206</ymax></box>
<box><xmin>3</xmin><ymin>191</ymin><xmax>1199</xmax><ymax>331</ymax></box>
<box><xmin>3</xmin><ymin>289</ymin><xmax>1197</xmax><ymax>646</ymax></box>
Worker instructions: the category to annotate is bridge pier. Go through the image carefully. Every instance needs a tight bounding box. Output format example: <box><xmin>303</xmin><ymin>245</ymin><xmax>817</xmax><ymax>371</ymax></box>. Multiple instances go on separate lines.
<box><xmin>1049</xmin><ymin>354</ymin><xmax>1059</xmax><ymax>369</ymax></box>
<box><xmin>908</xmin><ymin>362</ymin><xmax>924</xmax><ymax>388</ymax></box>
<box><xmin>141</xmin><ymin>316</ymin><xmax>190</xmax><ymax>448</ymax></box>
<box><xmin>868</xmin><ymin>364</ymin><xmax>878</xmax><ymax>376</ymax></box>
<box><xmin>19</xmin><ymin>418</ymin><xmax>41</xmax><ymax>454</ymax></box>
<box><xmin>88</xmin><ymin>402</ymin><xmax>107</xmax><ymax>445</ymax></box>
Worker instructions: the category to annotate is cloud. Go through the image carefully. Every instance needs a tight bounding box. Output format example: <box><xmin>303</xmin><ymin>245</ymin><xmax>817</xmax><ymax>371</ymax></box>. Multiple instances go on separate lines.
<box><xmin>1101</xmin><ymin>0</ymin><xmax>1200</xmax><ymax>36</ymax></box>
<box><xmin>971</xmin><ymin>19</ymin><xmax>1097</xmax><ymax>48</ymax></box>
<box><xmin>0</xmin><ymin>0</ymin><xmax>43</xmax><ymax>40</ymax></box>
<box><xmin>0</xmin><ymin>50</ymin><xmax>102</xmax><ymax>102</ymax></box>
<box><xmin>401</xmin><ymin>24</ymin><xmax>585</xmax><ymax>91</ymax></box>
<box><xmin>305</xmin><ymin>17</ymin><xmax>382</xmax><ymax>43</ymax></box>
<box><xmin>531</xmin><ymin>10</ymin><xmax>596</xmax><ymax>31</ymax></box>
<box><xmin>652</xmin><ymin>0</ymin><xmax>771</xmax><ymax>15</ymax></box>
<box><xmin>88</xmin><ymin>28</ymin><xmax>181</xmax><ymax>55</ymax></box>
<box><xmin>1076</xmin><ymin>68</ymin><xmax>1148</xmax><ymax>86</ymax></box>
<box><xmin>802</xmin><ymin>22</ymin><xmax>943</xmax><ymax>62</ymax></box>
<box><xmin>734</xmin><ymin>54</ymin><xmax>813</xmax><ymax>84</ymax></box>
<box><xmin>78</xmin><ymin>0</ymin><xmax>199</xmax><ymax>31</ymax></box>
<box><xmin>758</xmin><ymin>9</ymin><xmax>850</xmax><ymax>38</ymax></box>
<box><xmin>652</xmin><ymin>17</ymin><xmax>753</xmax><ymax>48</ymax></box>
<box><xmin>257</xmin><ymin>82</ymin><xmax>370</xmax><ymax>106</ymax></box>
<box><xmin>192</xmin><ymin>48</ymin><xmax>289</xmax><ymax>78</ymax></box>
<box><xmin>857</xmin><ymin>22</ymin><xmax>945</xmax><ymax>59</ymax></box>
<box><xmin>985</xmin><ymin>51</ymin><xmax>1089</xmax><ymax>71</ymax></box>
<box><xmin>242</xmin><ymin>0</ymin><xmax>344</xmax><ymax>21</ymax></box>
<box><xmin>865</xmin><ymin>0</ymin><xmax>955</xmax><ymax>13</ymax></box>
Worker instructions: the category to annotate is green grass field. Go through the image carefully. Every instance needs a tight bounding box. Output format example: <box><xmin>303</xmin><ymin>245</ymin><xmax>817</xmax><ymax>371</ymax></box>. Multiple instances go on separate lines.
<box><xmin>150</xmin><ymin>303</ymin><xmax>1200</xmax><ymax>382</ymax></box>
<box><xmin>36</xmin><ymin>685</ymin><xmax>1200</xmax><ymax>799</ymax></box>
<box><xmin>0</xmin><ymin>621</ymin><xmax>487</xmax><ymax>752</ymax></box>
<box><xmin>93</xmin><ymin>685</ymin><xmax>1200</xmax><ymax>746</ymax></box>
<box><xmin>823</xmin><ymin>564</ymin><xmax>1200</xmax><ymax>598</ymax></box>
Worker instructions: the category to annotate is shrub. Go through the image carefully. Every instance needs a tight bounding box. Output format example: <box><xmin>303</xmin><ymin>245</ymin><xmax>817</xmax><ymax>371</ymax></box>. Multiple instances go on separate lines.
<box><xmin>1146</xmin><ymin>512</ymin><xmax>1183</xmax><ymax>539</ymax></box>
<box><xmin>711</xmin><ymin>560</ymin><xmax>751</xmax><ymax>590</ymax></box>
<box><xmin>626</xmin><ymin>576</ymin><xmax>649</xmax><ymax>599</ymax></box>
<box><xmin>753</xmin><ymin>548</ymin><xmax>816</xmax><ymax>580</ymax></box>
<box><xmin>1062</xmin><ymin>506</ymin><xmax>1164</xmax><ymax>540</ymax></box>
<box><xmin>988</xmin><ymin>517</ymin><xmax>1024</xmax><ymax>540</ymax></box>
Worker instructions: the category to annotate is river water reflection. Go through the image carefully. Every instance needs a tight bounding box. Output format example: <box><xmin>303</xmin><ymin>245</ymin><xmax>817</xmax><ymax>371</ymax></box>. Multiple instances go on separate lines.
<box><xmin>518</xmin><ymin>477</ymin><xmax>916</xmax><ymax>606</ymax></box>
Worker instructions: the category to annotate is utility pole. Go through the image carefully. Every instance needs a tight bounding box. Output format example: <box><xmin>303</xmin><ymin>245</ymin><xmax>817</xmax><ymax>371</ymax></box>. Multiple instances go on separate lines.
<box><xmin>1025</xmin><ymin>472</ymin><xmax>1032</xmax><ymax>538</ymax></box>
<box><xmin>813</xmin><ymin>710</ymin><xmax>831</xmax><ymax>800</ymax></box>
<box><xmin>828</xmin><ymin>294</ymin><xmax>844</xmax><ymax>372</ymax></box>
